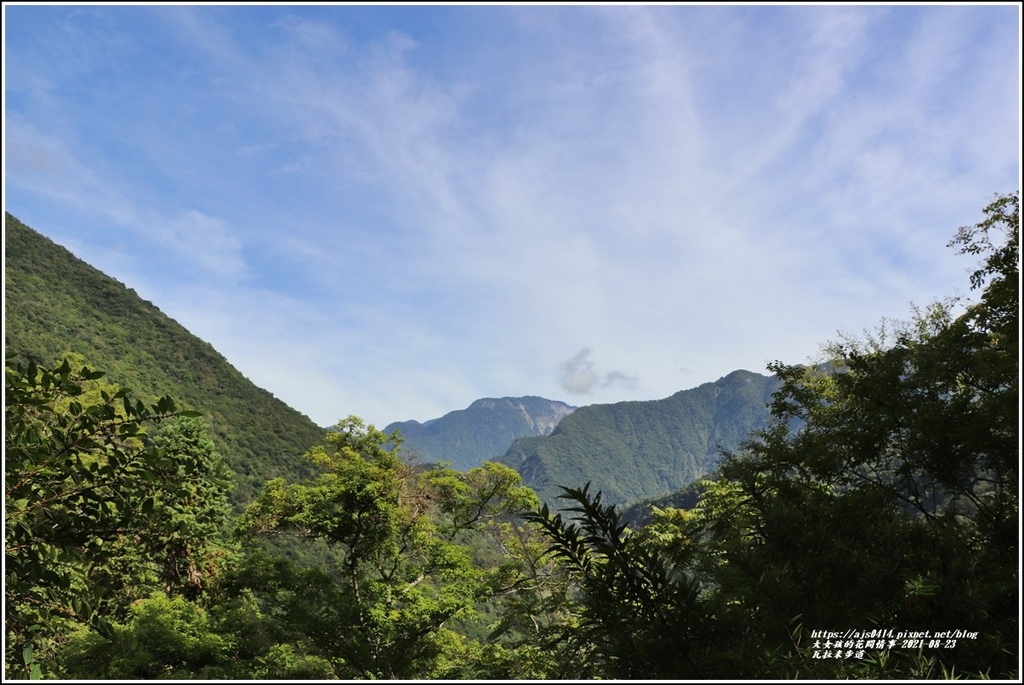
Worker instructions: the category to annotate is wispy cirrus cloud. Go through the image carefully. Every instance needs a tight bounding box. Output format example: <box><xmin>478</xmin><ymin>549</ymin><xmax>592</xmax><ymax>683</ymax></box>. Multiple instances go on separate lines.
<box><xmin>6</xmin><ymin>116</ymin><xmax>248</xmax><ymax>283</ymax></box>
<box><xmin>4</xmin><ymin>4</ymin><xmax>1017</xmax><ymax>426</ymax></box>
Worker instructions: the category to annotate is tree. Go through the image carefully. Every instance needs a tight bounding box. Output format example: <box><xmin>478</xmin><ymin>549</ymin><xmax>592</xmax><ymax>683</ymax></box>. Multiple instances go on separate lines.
<box><xmin>57</xmin><ymin>587</ymin><xmax>337</xmax><ymax>680</ymax></box>
<box><xmin>4</xmin><ymin>357</ymin><xmax>225</xmax><ymax>679</ymax></box>
<box><xmin>418</xmin><ymin>461</ymin><xmax>590</xmax><ymax>680</ymax></box>
<box><xmin>524</xmin><ymin>483</ymin><xmax>711</xmax><ymax>679</ymax></box>
<box><xmin>235</xmin><ymin>417</ymin><xmax>545</xmax><ymax>678</ymax></box>
<box><xmin>690</xmin><ymin>191</ymin><xmax>1019</xmax><ymax>678</ymax></box>
<box><xmin>144</xmin><ymin>417</ymin><xmax>234</xmax><ymax>601</ymax></box>
<box><xmin>58</xmin><ymin>592</ymin><xmax>237</xmax><ymax>679</ymax></box>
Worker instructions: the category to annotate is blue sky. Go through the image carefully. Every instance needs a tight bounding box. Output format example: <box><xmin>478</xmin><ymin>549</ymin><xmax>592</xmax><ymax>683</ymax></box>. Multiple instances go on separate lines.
<box><xmin>4</xmin><ymin>4</ymin><xmax>1020</xmax><ymax>428</ymax></box>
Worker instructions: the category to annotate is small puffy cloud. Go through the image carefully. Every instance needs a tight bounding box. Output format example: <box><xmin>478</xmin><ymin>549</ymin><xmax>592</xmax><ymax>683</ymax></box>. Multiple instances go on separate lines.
<box><xmin>560</xmin><ymin>348</ymin><xmax>638</xmax><ymax>395</ymax></box>
<box><xmin>560</xmin><ymin>348</ymin><xmax>599</xmax><ymax>395</ymax></box>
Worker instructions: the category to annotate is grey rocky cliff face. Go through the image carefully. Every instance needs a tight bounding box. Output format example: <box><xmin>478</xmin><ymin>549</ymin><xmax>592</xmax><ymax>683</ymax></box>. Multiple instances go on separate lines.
<box><xmin>509</xmin><ymin>399</ymin><xmax>575</xmax><ymax>435</ymax></box>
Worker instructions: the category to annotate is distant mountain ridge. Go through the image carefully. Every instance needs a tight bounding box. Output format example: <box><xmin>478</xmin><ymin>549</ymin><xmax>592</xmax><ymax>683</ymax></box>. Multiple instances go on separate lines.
<box><xmin>496</xmin><ymin>370</ymin><xmax>782</xmax><ymax>507</ymax></box>
<box><xmin>385</xmin><ymin>396</ymin><xmax>576</xmax><ymax>471</ymax></box>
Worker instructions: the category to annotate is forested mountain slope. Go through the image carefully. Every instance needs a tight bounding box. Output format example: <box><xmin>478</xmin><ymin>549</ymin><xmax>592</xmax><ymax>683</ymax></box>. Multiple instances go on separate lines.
<box><xmin>497</xmin><ymin>369</ymin><xmax>782</xmax><ymax>506</ymax></box>
<box><xmin>4</xmin><ymin>213</ymin><xmax>325</xmax><ymax>504</ymax></box>
<box><xmin>385</xmin><ymin>396</ymin><xmax>576</xmax><ymax>471</ymax></box>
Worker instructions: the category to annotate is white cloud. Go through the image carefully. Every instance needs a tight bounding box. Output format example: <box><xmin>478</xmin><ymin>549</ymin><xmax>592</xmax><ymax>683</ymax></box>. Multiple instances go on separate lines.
<box><xmin>6</xmin><ymin>117</ymin><xmax>247</xmax><ymax>283</ymax></box>
<box><xmin>5</xmin><ymin>116</ymin><xmax>132</xmax><ymax>221</ymax></box>
<box><xmin>560</xmin><ymin>348</ymin><xmax>599</xmax><ymax>395</ymax></box>
<box><xmin>559</xmin><ymin>348</ymin><xmax>639</xmax><ymax>396</ymax></box>
<box><xmin>147</xmin><ymin>211</ymin><xmax>247</xmax><ymax>280</ymax></box>
<box><xmin>603</xmin><ymin>370</ymin><xmax>639</xmax><ymax>391</ymax></box>
<box><xmin>5</xmin><ymin>5</ymin><xmax>1017</xmax><ymax>426</ymax></box>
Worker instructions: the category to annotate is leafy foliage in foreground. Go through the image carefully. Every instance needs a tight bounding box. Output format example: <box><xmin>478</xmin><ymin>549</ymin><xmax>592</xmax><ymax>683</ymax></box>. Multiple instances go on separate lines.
<box><xmin>235</xmin><ymin>417</ymin><xmax>552</xmax><ymax>678</ymax></box>
<box><xmin>525</xmin><ymin>484</ymin><xmax>711</xmax><ymax>679</ymax></box>
<box><xmin>4</xmin><ymin>359</ymin><xmax>231</xmax><ymax>679</ymax></box>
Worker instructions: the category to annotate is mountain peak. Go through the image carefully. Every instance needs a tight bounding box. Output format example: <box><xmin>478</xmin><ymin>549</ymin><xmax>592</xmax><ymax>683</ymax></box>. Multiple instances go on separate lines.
<box><xmin>385</xmin><ymin>396</ymin><xmax>576</xmax><ymax>471</ymax></box>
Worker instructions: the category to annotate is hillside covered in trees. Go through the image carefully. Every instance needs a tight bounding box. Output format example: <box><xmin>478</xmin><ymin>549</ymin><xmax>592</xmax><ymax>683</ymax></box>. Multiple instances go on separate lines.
<box><xmin>5</xmin><ymin>213</ymin><xmax>325</xmax><ymax>505</ymax></box>
<box><xmin>4</xmin><ymin>193</ymin><xmax>1019</xmax><ymax>680</ymax></box>
<box><xmin>497</xmin><ymin>369</ymin><xmax>782</xmax><ymax>506</ymax></box>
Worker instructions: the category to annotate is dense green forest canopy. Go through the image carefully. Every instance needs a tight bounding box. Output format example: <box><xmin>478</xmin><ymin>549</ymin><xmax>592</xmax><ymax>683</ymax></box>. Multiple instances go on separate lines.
<box><xmin>4</xmin><ymin>192</ymin><xmax>1019</xmax><ymax>679</ymax></box>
